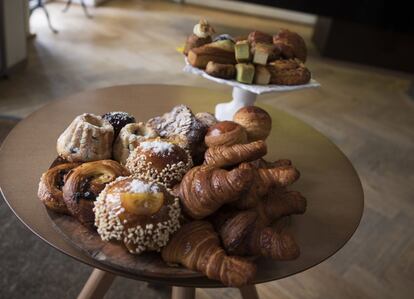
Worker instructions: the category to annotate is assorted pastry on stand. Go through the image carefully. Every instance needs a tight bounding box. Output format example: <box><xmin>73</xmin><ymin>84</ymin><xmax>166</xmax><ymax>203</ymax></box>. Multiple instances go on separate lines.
<box><xmin>184</xmin><ymin>19</ymin><xmax>311</xmax><ymax>86</ymax></box>
<box><xmin>38</xmin><ymin>104</ymin><xmax>307</xmax><ymax>287</ymax></box>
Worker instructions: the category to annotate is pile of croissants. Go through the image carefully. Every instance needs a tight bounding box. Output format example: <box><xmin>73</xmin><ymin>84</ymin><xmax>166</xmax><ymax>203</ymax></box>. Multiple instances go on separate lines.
<box><xmin>38</xmin><ymin>105</ymin><xmax>306</xmax><ymax>287</ymax></box>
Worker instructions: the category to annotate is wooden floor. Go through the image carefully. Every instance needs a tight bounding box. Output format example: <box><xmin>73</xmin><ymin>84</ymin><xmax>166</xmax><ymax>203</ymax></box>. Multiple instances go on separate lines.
<box><xmin>0</xmin><ymin>1</ymin><xmax>414</xmax><ymax>298</ymax></box>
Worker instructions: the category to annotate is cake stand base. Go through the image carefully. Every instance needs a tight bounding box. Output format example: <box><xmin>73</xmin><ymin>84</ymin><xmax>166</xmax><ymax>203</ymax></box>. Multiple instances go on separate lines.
<box><xmin>215</xmin><ymin>87</ymin><xmax>258</xmax><ymax>121</ymax></box>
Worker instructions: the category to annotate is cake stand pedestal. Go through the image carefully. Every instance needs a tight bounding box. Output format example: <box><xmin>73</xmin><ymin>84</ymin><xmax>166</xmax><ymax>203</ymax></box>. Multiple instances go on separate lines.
<box><xmin>183</xmin><ymin>60</ymin><xmax>320</xmax><ymax>120</ymax></box>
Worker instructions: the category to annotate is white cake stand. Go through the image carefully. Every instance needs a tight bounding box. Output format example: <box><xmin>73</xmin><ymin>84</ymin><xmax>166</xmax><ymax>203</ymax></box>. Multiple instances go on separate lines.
<box><xmin>184</xmin><ymin>61</ymin><xmax>320</xmax><ymax>120</ymax></box>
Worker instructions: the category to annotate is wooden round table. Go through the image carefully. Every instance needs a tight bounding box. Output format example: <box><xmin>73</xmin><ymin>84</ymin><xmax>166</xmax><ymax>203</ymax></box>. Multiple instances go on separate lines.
<box><xmin>0</xmin><ymin>85</ymin><xmax>364</xmax><ymax>299</ymax></box>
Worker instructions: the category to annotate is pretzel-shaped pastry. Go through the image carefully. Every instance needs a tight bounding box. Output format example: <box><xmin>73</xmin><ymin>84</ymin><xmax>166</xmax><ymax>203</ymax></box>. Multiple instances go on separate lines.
<box><xmin>62</xmin><ymin>160</ymin><xmax>129</xmax><ymax>227</ymax></box>
<box><xmin>38</xmin><ymin>162</ymin><xmax>80</xmax><ymax>214</ymax></box>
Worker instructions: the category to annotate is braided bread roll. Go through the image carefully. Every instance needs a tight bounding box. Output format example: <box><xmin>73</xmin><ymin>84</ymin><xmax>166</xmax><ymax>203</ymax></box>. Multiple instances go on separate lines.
<box><xmin>162</xmin><ymin>221</ymin><xmax>257</xmax><ymax>287</ymax></box>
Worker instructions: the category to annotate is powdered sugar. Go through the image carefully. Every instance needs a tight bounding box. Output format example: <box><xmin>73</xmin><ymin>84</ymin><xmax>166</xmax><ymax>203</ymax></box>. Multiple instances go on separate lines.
<box><xmin>139</xmin><ymin>140</ymin><xmax>174</xmax><ymax>155</ymax></box>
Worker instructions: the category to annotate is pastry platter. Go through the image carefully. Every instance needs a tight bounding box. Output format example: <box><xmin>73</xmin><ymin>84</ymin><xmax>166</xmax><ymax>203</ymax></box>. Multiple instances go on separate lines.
<box><xmin>0</xmin><ymin>85</ymin><xmax>364</xmax><ymax>287</ymax></box>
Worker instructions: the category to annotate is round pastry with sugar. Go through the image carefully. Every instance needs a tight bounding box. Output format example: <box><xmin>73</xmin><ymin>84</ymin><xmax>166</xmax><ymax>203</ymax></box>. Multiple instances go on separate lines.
<box><xmin>94</xmin><ymin>177</ymin><xmax>181</xmax><ymax>254</ymax></box>
<box><xmin>125</xmin><ymin>138</ymin><xmax>193</xmax><ymax>188</ymax></box>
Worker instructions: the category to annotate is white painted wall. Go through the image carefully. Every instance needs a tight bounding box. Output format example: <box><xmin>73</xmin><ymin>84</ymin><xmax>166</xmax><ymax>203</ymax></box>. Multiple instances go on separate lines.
<box><xmin>3</xmin><ymin>0</ymin><xmax>27</xmax><ymax>69</ymax></box>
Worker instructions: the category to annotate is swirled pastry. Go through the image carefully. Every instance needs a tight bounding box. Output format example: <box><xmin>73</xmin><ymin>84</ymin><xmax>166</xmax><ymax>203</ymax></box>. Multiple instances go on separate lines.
<box><xmin>38</xmin><ymin>162</ymin><xmax>80</xmax><ymax>214</ymax></box>
<box><xmin>125</xmin><ymin>138</ymin><xmax>193</xmax><ymax>188</ymax></box>
<box><xmin>62</xmin><ymin>160</ymin><xmax>129</xmax><ymax>227</ymax></box>
<box><xmin>57</xmin><ymin>113</ymin><xmax>114</xmax><ymax>162</ymax></box>
<box><xmin>94</xmin><ymin>177</ymin><xmax>181</xmax><ymax>254</ymax></box>
<box><xmin>113</xmin><ymin>122</ymin><xmax>158</xmax><ymax>165</ymax></box>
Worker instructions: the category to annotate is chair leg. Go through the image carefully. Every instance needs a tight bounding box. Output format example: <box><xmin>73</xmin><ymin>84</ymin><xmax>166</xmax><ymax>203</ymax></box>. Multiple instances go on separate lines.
<box><xmin>62</xmin><ymin>0</ymin><xmax>72</xmax><ymax>13</ymax></box>
<box><xmin>41</xmin><ymin>5</ymin><xmax>58</xmax><ymax>33</ymax></box>
<box><xmin>80</xmin><ymin>0</ymin><xmax>93</xmax><ymax>18</ymax></box>
<box><xmin>171</xmin><ymin>287</ymin><xmax>196</xmax><ymax>299</ymax></box>
<box><xmin>239</xmin><ymin>285</ymin><xmax>260</xmax><ymax>299</ymax></box>
<box><xmin>77</xmin><ymin>268</ymin><xmax>116</xmax><ymax>299</ymax></box>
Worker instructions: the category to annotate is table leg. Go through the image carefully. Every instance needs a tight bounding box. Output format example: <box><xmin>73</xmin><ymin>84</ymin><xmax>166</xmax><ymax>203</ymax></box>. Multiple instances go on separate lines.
<box><xmin>239</xmin><ymin>285</ymin><xmax>260</xmax><ymax>299</ymax></box>
<box><xmin>77</xmin><ymin>268</ymin><xmax>116</xmax><ymax>299</ymax></box>
<box><xmin>171</xmin><ymin>286</ymin><xmax>196</xmax><ymax>299</ymax></box>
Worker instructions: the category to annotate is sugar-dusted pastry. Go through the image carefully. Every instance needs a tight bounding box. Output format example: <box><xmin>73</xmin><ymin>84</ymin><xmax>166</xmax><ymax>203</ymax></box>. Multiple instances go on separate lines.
<box><xmin>235</xmin><ymin>40</ymin><xmax>251</xmax><ymax>63</ymax></box>
<box><xmin>62</xmin><ymin>160</ymin><xmax>129</xmax><ymax>227</ymax></box>
<box><xmin>94</xmin><ymin>177</ymin><xmax>181</xmax><ymax>254</ymax></box>
<box><xmin>268</xmin><ymin>59</ymin><xmax>311</xmax><ymax>85</ymax></box>
<box><xmin>273</xmin><ymin>29</ymin><xmax>307</xmax><ymax>62</ymax></box>
<box><xmin>57</xmin><ymin>113</ymin><xmax>114</xmax><ymax>162</ymax></box>
<box><xmin>247</xmin><ymin>30</ymin><xmax>273</xmax><ymax>46</ymax></box>
<box><xmin>195</xmin><ymin>112</ymin><xmax>217</xmax><ymax>129</ymax></box>
<box><xmin>162</xmin><ymin>221</ymin><xmax>257</xmax><ymax>287</ymax></box>
<box><xmin>173</xmin><ymin>166</ymin><xmax>253</xmax><ymax>219</ymax></box>
<box><xmin>254</xmin><ymin>65</ymin><xmax>271</xmax><ymax>85</ymax></box>
<box><xmin>125</xmin><ymin>138</ymin><xmax>193</xmax><ymax>188</ymax></box>
<box><xmin>187</xmin><ymin>40</ymin><xmax>236</xmax><ymax>69</ymax></box>
<box><xmin>235</xmin><ymin>63</ymin><xmax>255</xmax><ymax>84</ymax></box>
<box><xmin>38</xmin><ymin>162</ymin><xmax>80</xmax><ymax>214</ymax></box>
<box><xmin>205</xmin><ymin>61</ymin><xmax>236</xmax><ymax>79</ymax></box>
<box><xmin>204</xmin><ymin>140</ymin><xmax>267</xmax><ymax>168</ymax></box>
<box><xmin>205</xmin><ymin>121</ymin><xmax>247</xmax><ymax>147</ymax></box>
<box><xmin>102</xmin><ymin>111</ymin><xmax>135</xmax><ymax>138</ymax></box>
<box><xmin>233</xmin><ymin>106</ymin><xmax>272</xmax><ymax>141</ymax></box>
<box><xmin>146</xmin><ymin>105</ymin><xmax>207</xmax><ymax>158</ymax></box>
<box><xmin>113</xmin><ymin>122</ymin><xmax>158</xmax><ymax>165</ymax></box>
<box><xmin>183</xmin><ymin>19</ymin><xmax>215</xmax><ymax>56</ymax></box>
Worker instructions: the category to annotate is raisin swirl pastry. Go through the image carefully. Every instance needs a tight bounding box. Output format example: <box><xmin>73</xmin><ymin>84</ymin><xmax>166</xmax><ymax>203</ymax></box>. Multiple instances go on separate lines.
<box><xmin>94</xmin><ymin>177</ymin><xmax>181</xmax><ymax>254</ymax></box>
<box><xmin>38</xmin><ymin>162</ymin><xmax>80</xmax><ymax>214</ymax></box>
<box><xmin>62</xmin><ymin>160</ymin><xmax>129</xmax><ymax>227</ymax></box>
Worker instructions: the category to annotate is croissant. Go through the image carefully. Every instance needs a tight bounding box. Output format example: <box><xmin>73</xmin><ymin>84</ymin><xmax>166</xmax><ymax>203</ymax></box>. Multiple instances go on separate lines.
<box><xmin>174</xmin><ymin>165</ymin><xmax>253</xmax><ymax>219</ymax></box>
<box><xmin>204</xmin><ymin>140</ymin><xmax>267</xmax><ymax>168</ymax></box>
<box><xmin>214</xmin><ymin>209</ymin><xmax>300</xmax><ymax>260</ymax></box>
<box><xmin>161</xmin><ymin>221</ymin><xmax>257</xmax><ymax>287</ymax></box>
<box><xmin>256</xmin><ymin>189</ymin><xmax>307</xmax><ymax>224</ymax></box>
<box><xmin>235</xmin><ymin>160</ymin><xmax>300</xmax><ymax>209</ymax></box>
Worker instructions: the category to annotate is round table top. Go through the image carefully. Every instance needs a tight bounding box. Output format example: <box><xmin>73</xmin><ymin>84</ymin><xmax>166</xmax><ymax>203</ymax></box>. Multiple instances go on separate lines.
<box><xmin>0</xmin><ymin>84</ymin><xmax>364</xmax><ymax>287</ymax></box>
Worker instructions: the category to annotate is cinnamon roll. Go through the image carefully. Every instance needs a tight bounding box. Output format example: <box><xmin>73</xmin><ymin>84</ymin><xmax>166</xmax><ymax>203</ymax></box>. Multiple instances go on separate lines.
<box><xmin>62</xmin><ymin>160</ymin><xmax>129</xmax><ymax>227</ymax></box>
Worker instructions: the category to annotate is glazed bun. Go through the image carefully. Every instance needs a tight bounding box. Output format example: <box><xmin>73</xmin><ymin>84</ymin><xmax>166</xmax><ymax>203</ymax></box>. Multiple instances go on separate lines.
<box><xmin>125</xmin><ymin>138</ymin><xmax>193</xmax><ymax>188</ymax></box>
<box><xmin>205</xmin><ymin>121</ymin><xmax>247</xmax><ymax>147</ymax></box>
<box><xmin>233</xmin><ymin>106</ymin><xmax>272</xmax><ymax>142</ymax></box>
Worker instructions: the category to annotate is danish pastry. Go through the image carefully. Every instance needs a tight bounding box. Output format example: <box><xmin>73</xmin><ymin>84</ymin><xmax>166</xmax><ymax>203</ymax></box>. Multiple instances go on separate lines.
<box><xmin>62</xmin><ymin>160</ymin><xmax>129</xmax><ymax>227</ymax></box>
<box><xmin>38</xmin><ymin>162</ymin><xmax>80</xmax><ymax>214</ymax></box>
<box><xmin>94</xmin><ymin>177</ymin><xmax>181</xmax><ymax>254</ymax></box>
<box><xmin>57</xmin><ymin>113</ymin><xmax>114</xmax><ymax>162</ymax></box>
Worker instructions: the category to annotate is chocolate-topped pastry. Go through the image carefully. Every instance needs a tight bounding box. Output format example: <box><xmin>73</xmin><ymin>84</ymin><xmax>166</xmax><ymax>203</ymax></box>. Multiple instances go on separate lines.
<box><xmin>62</xmin><ymin>160</ymin><xmax>129</xmax><ymax>227</ymax></box>
<box><xmin>125</xmin><ymin>138</ymin><xmax>193</xmax><ymax>188</ymax></box>
<box><xmin>94</xmin><ymin>177</ymin><xmax>181</xmax><ymax>254</ymax></box>
<box><xmin>102</xmin><ymin>111</ymin><xmax>136</xmax><ymax>138</ymax></box>
<box><xmin>146</xmin><ymin>105</ymin><xmax>208</xmax><ymax>159</ymax></box>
